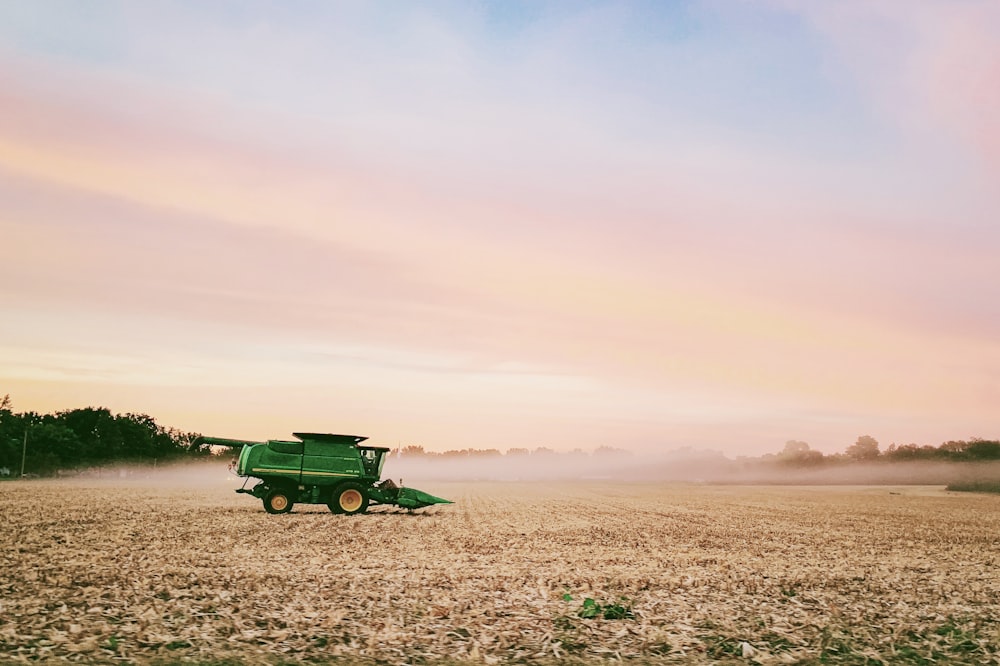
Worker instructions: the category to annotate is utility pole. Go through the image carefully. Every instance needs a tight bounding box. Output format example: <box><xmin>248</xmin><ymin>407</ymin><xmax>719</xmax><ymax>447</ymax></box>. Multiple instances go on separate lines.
<box><xmin>20</xmin><ymin>428</ymin><xmax>27</xmax><ymax>477</ymax></box>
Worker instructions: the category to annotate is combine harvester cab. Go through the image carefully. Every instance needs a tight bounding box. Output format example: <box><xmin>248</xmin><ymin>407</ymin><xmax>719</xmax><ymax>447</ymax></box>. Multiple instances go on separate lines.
<box><xmin>198</xmin><ymin>432</ymin><xmax>451</xmax><ymax>515</ymax></box>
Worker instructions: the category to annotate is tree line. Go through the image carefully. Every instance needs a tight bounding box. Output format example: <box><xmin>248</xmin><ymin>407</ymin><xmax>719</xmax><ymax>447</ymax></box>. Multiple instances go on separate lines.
<box><xmin>0</xmin><ymin>395</ymin><xmax>201</xmax><ymax>476</ymax></box>
<box><xmin>387</xmin><ymin>436</ymin><xmax>1000</xmax><ymax>465</ymax></box>
<box><xmin>1</xmin><ymin>394</ymin><xmax>997</xmax><ymax>477</ymax></box>
<box><xmin>767</xmin><ymin>435</ymin><xmax>1000</xmax><ymax>466</ymax></box>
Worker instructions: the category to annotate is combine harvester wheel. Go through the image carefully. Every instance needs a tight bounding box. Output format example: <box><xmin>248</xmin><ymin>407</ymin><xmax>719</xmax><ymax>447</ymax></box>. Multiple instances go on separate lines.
<box><xmin>331</xmin><ymin>482</ymin><xmax>369</xmax><ymax>515</ymax></box>
<box><xmin>264</xmin><ymin>488</ymin><xmax>294</xmax><ymax>514</ymax></box>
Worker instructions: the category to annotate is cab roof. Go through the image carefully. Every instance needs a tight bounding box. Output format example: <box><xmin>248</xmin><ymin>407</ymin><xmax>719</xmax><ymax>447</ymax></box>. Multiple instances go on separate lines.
<box><xmin>293</xmin><ymin>432</ymin><xmax>367</xmax><ymax>445</ymax></box>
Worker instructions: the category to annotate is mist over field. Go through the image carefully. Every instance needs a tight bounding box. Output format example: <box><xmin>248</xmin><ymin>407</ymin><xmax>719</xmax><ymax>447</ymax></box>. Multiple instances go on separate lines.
<box><xmin>59</xmin><ymin>452</ymin><xmax>1000</xmax><ymax>492</ymax></box>
<box><xmin>45</xmin><ymin>459</ymin><xmax>241</xmax><ymax>490</ymax></box>
<box><xmin>383</xmin><ymin>452</ymin><xmax>1000</xmax><ymax>486</ymax></box>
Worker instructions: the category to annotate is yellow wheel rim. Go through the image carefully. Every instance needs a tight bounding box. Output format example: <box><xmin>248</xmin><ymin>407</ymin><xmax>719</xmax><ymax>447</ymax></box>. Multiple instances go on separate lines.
<box><xmin>339</xmin><ymin>489</ymin><xmax>363</xmax><ymax>512</ymax></box>
<box><xmin>271</xmin><ymin>495</ymin><xmax>289</xmax><ymax>511</ymax></box>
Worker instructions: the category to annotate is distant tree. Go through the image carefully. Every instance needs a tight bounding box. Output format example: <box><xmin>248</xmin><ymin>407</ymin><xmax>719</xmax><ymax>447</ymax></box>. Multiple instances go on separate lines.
<box><xmin>966</xmin><ymin>439</ymin><xmax>1000</xmax><ymax>460</ymax></box>
<box><xmin>594</xmin><ymin>445</ymin><xmax>631</xmax><ymax>457</ymax></box>
<box><xmin>24</xmin><ymin>423</ymin><xmax>81</xmax><ymax>475</ymax></box>
<box><xmin>782</xmin><ymin>440</ymin><xmax>810</xmax><ymax>455</ymax></box>
<box><xmin>57</xmin><ymin>407</ymin><xmax>122</xmax><ymax>463</ymax></box>
<box><xmin>778</xmin><ymin>440</ymin><xmax>824</xmax><ymax>466</ymax></box>
<box><xmin>400</xmin><ymin>445</ymin><xmax>426</xmax><ymax>457</ymax></box>
<box><xmin>939</xmin><ymin>440</ymin><xmax>970</xmax><ymax>459</ymax></box>
<box><xmin>0</xmin><ymin>397</ymin><xmax>22</xmax><ymax>469</ymax></box>
<box><xmin>115</xmin><ymin>412</ymin><xmax>185</xmax><ymax>460</ymax></box>
<box><xmin>169</xmin><ymin>427</ymin><xmax>203</xmax><ymax>454</ymax></box>
<box><xmin>506</xmin><ymin>448</ymin><xmax>530</xmax><ymax>457</ymax></box>
<box><xmin>920</xmin><ymin>444</ymin><xmax>942</xmax><ymax>458</ymax></box>
<box><xmin>0</xmin><ymin>394</ymin><xmax>11</xmax><ymax>411</ymax></box>
<box><xmin>532</xmin><ymin>447</ymin><xmax>555</xmax><ymax>456</ymax></box>
<box><xmin>846</xmin><ymin>435</ymin><xmax>880</xmax><ymax>461</ymax></box>
<box><xmin>885</xmin><ymin>443</ymin><xmax>921</xmax><ymax>461</ymax></box>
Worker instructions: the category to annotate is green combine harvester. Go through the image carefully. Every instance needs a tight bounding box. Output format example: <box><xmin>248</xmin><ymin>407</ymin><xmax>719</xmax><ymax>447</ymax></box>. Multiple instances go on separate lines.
<box><xmin>197</xmin><ymin>432</ymin><xmax>451</xmax><ymax>515</ymax></box>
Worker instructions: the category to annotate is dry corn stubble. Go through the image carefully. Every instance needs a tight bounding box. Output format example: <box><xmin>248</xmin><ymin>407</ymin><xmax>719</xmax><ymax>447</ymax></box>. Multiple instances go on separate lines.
<box><xmin>2</xmin><ymin>480</ymin><xmax>999</xmax><ymax>664</ymax></box>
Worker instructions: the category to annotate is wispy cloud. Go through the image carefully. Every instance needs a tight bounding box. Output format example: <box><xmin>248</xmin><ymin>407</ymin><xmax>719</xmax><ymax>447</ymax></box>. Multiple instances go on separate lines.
<box><xmin>782</xmin><ymin>0</ymin><xmax>1000</xmax><ymax>183</ymax></box>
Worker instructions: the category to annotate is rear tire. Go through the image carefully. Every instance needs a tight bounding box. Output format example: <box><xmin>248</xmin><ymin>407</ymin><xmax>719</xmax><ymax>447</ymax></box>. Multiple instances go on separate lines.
<box><xmin>263</xmin><ymin>488</ymin><xmax>294</xmax><ymax>514</ymax></box>
<box><xmin>330</xmin><ymin>482</ymin><xmax>368</xmax><ymax>515</ymax></box>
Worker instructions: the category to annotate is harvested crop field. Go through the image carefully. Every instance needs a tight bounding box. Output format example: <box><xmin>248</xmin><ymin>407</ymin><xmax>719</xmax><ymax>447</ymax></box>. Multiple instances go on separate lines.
<box><xmin>3</xmin><ymin>478</ymin><xmax>1000</xmax><ymax>664</ymax></box>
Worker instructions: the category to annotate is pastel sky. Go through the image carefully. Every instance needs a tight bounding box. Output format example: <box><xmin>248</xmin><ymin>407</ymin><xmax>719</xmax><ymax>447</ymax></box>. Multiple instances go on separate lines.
<box><xmin>2</xmin><ymin>1</ymin><xmax>998</xmax><ymax>455</ymax></box>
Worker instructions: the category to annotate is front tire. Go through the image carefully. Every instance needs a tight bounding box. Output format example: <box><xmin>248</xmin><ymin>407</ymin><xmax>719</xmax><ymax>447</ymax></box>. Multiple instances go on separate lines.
<box><xmin>263</xmin><ymin>488</ymin><xmax>294</xmax><ymax>514</ymax></box>
<box><xmin>330</xmin><ymin>482</ymin><xmax>369</xmax><ymax>515</ymax></box>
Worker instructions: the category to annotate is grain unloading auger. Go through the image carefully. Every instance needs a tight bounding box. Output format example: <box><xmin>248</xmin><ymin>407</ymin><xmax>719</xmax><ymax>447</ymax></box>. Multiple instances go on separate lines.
<box><xmin>194</xmin><ymin>432</ymin><xmax>452</xmax><ymax>515</ymax></box>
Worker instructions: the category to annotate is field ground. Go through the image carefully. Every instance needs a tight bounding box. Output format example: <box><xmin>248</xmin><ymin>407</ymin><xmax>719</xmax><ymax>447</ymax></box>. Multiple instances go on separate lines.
<box><xmin>2</xmin><ymin>478</ymin><xmax>1000</xmax><ymax>664</ymax></box>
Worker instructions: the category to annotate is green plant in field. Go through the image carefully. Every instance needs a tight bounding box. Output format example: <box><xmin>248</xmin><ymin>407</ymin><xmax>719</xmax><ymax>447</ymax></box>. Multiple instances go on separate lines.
<box><xmin>562</xmin><ymin>593</ymin><xmax>634</xmax><ymax>620</ymax></box>
<box><xmin>700</xmin><ymin>634</ymin><xmax>743</xmax><ymax>659</ymax></box>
